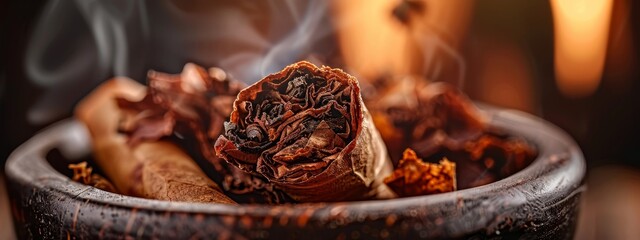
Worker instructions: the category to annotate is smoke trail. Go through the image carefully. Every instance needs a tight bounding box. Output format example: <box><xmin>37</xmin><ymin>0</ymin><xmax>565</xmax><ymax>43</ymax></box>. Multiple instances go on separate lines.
<box><xmin>26</xmin><ymin>0</ymin><xmax>149</xmax><ymax>124</ymax></box>
<box><xmin>25</xmin><ymin>0</ymin><xmax>338</xmax><ymax>124</ymax></box>
<box><xmin>25</xmin><ymin>0</ymin><xmax>468</xmax><ymax>124</ymax></box>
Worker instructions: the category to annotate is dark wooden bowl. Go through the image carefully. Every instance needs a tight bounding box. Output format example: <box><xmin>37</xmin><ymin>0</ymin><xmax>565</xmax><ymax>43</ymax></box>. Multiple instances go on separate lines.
<box><xmin>5</xmin><ymin>107</ymin><xmax>585</xmax><ymax>239</ymax></box>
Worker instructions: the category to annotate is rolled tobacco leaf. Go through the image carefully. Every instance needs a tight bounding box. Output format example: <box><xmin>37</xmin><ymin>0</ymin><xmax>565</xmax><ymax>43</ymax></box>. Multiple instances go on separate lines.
<box><xmin>117</xmin><ymin>63</ymin><xmax>290</xmax><ymax>203</ymax></box>
<box><xmin>384</xmin><ymin>148</ymin><xmax>456</xmax><ymax>197</ymax></box>
<box><xmin>75</xmin><ymin>78</ymin><xmax>236</xmax><ymax>204</ymax></box>
<box><xmin>68</xmin><ymin>161</ymin><xmax>118</xmax><ymax>193</ymax></box>
<box><xmin>367</xmin><ymin>77</ymin><xmax>536</xmax><ymax>188</ymax></box>
<box><xmin>215</xmin><ymin>61</ymin><xmax>394</xmax><ymax>202</ymax></box>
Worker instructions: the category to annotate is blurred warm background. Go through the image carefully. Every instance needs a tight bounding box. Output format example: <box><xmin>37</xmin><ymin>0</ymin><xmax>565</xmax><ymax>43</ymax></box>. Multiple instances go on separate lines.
<box><xmin>1</xmin><ymin>1</ymin><xmax>639</xmax><ymax>239</ymax></box>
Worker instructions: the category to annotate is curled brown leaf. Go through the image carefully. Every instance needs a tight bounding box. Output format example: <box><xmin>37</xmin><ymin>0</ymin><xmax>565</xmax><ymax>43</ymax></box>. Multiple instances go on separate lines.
<box><xmin>216</xmin><ymin>61</ymin><xmax>393</xmax><ymax>202</ymax></box>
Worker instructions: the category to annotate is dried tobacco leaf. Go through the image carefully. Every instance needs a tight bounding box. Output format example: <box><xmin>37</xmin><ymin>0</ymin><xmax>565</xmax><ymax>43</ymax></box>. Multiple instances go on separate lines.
<box><xmin>367</xmin><ymin>77</ymin><xmax>536</xmax><ymax>189</ymax></box>
<box><xmin>216</xmin><ymin>61</ymin><xmax>394</xmax><ymax>202</ymax></box>
<box><xmin>384</xmin><ymin>149</ymin><xmax>456</xmax><ymax>197</ymax></box>
<box><xmin>116</xmin><ymin>94</ymin><xmax>175</xmax><ymax>145</ymax></box>
<box><xmin>464</xmin><ymin>134</ymin><xmax>536</xmax><ymax>183</ymax></box>
<box><xmin>68</xmin><ymin>161</ymin><xmax>118</xmax><ymax>193</ymax></box>
<box><xmin>117</xmin><ymin>63</ymin><xmax>289</xmax><ymax>203</ymax></box>
<box><xmin>368</xmin><ymin>78</ymin><xmax>485</xmax><ymax>163</ymax></box>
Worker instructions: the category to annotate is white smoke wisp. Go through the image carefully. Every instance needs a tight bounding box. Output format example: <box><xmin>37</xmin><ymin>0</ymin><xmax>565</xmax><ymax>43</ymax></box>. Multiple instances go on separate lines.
<box><xmin>25</xmin><ymin>0</ymin><xmax>340</xmax><ymax>124</ymax></box>
<box><xmin>25</xmin><ymin>0</ymin><xmax>467</xmax><ymax>125</ymax></box>
<box><xmin>26</xmin><ymin>0</ymin><xmax>149</xmax><ymax>124</ymax></box>
<box><xmin>414</xmin><ymin>27</ymin><xmax>467</xmax><ymax>88</ymax></box>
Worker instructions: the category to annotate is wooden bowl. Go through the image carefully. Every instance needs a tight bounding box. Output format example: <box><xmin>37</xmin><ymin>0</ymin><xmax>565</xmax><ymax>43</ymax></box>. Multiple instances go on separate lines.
<box><xmin>5</xmin><ymin>107</ymin><xmax>585</xmax><ymax>239</ymax></box>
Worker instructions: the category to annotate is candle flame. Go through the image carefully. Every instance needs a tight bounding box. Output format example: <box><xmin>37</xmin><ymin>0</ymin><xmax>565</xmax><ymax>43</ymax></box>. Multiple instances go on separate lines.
<box><xmin>551</xmin><ymin>0</ymin><xmax>613</xmax><ymax>98</ymax></box>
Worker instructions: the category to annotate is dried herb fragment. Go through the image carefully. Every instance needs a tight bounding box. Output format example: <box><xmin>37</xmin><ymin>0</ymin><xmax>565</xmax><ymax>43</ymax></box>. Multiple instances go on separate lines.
<box><xmin>216</xmin><ymin>61</ymin><xmax>394</xmax><ymax>202</ymax></box>
<box><xmin>384</xmin><ymin>149</ymin><xmax>456</xmax><ymax>197</ymax></box>
<box><xmin>68</xmin><ymin>161</ymin><xmax>117</xmax><ymax>193</ymax></box>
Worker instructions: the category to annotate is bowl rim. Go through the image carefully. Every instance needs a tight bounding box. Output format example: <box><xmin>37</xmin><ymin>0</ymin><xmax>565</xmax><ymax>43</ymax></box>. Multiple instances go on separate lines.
<box><xmin>5</xmin><ymin>106</ymin><xmax>586</xmax><ymax>217</ymax></box>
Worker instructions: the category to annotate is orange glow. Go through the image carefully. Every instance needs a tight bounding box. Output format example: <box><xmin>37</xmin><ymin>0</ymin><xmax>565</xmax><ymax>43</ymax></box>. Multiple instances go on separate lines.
<box><xmin>331</xmin><ymin>0</ymin><xmax>473</xmax><ymax>81</ymax></box>
<box><xmin>470</xmin><ymin>38</ymin><xmax>536</xmax><ymax>113</ymax></box>
<box><xmin>332</xmin><ymin>0</ymin><xmax>415</xmax><ymax>80</ymax></box>
<box><xmin>551</xmin><ymin>0</ymin><xmax>613</xmax><ymax>98</ymax></box>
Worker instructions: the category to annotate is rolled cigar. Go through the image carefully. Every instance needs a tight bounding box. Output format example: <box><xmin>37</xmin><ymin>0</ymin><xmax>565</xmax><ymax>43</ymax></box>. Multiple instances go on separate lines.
<box><xmin>75</xmin><ymin>78</ymin><xmax>236</xmax><ymax>204</ymax></box>
<box><xmin>215</xmin><ymin>61</ymin><xmax>394</xmax><ymax>202</ymax></box>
